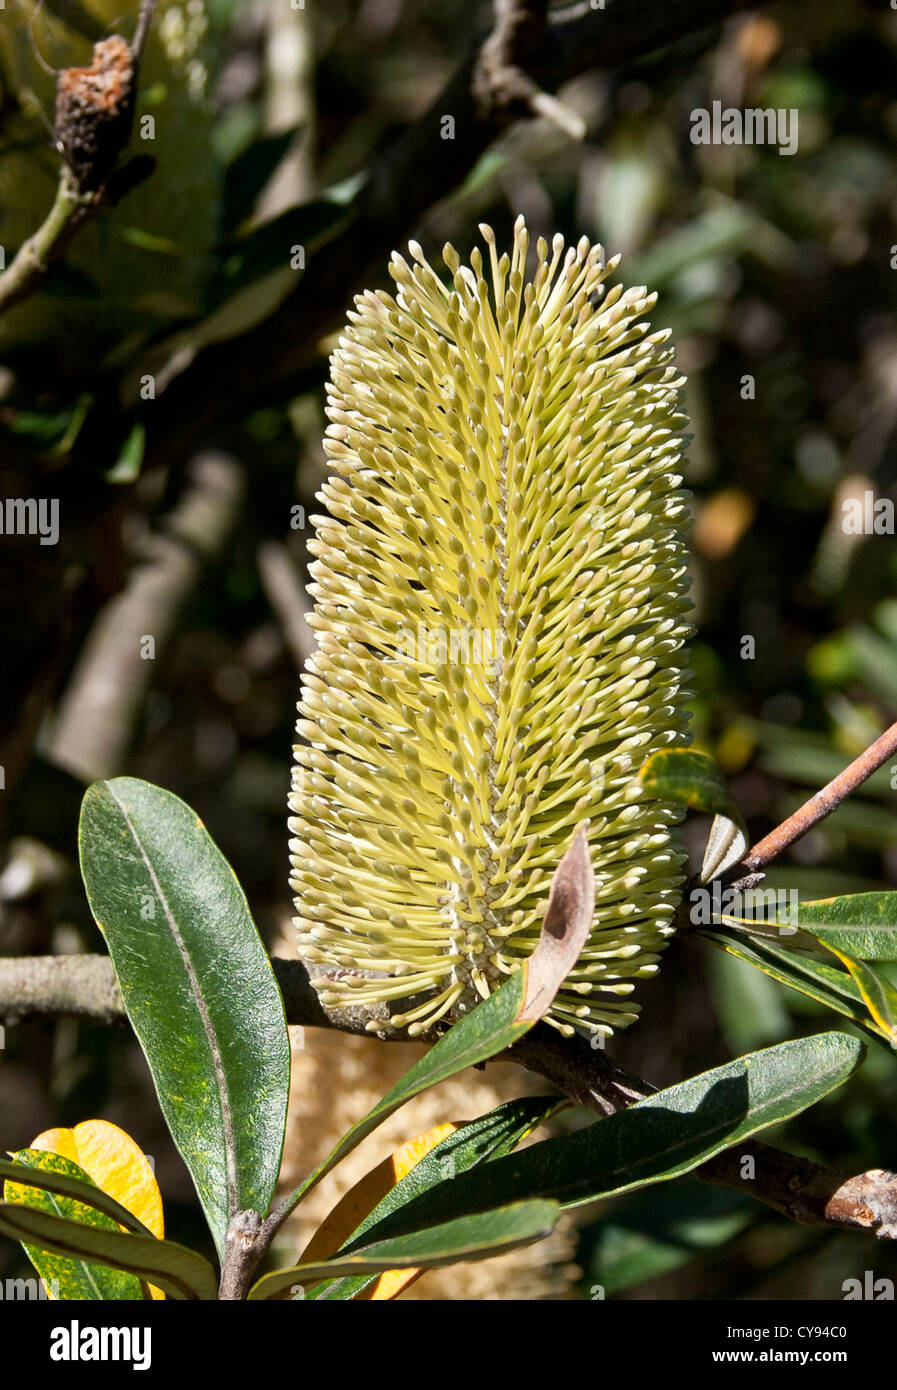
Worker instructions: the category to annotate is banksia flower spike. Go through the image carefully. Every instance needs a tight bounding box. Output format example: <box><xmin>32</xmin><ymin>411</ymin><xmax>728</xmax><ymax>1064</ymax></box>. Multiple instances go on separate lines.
<box><xmin>290</xmin><ymin>217</ymin><xmax>692</xmax><ymax>1041</ymax></box>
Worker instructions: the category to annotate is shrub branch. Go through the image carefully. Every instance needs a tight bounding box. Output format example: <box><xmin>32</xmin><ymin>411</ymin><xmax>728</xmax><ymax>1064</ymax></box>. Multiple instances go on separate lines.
<box><xmin>0</xmin><ymin>167</ymin><xmax>97</xmax><ymax>318</ymax></box>
<box><xmin>3</xmin><ymin>952</ymin><xmax>897</xmax><ymax>1241</ymax></box>
<box><xmin>740</xmin><ymin>719</ymin><xmax>897</xmax><ymax>874</ymax></box>
<box><xmin>3</xmin><ymin>723</ymin><xmax>897</xmax><ymax>1239</ymax></box>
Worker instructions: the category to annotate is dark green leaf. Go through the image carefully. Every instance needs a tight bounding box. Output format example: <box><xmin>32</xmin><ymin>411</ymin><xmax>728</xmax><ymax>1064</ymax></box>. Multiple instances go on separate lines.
<box><xmin>348</xmin><ymin>1032</ymin><xmax>864</xmax><ymax>1242</ymax></box>
<box><xmin>78</xmin><ymin>778</ymin><xmax>291</xmax><ymax>1260</ymax></box>
<box><xmin>699</xmin><ymin>927</ymin><xmax>877</xmax><ymax>1036</ymax></box>
<box><xmin>0</xmin><ymin>1203</ymin><xmax>218</xmax><ymax>1301</ymax></box>
<box><xmin>214</xmin><ymin>201</ymin><xmax>353</xmax><ymax>302</ymax></box>
<box><xmin>7</xmin><ymin>395</ymin><xmax>92</xmax><ymax>453</ymax></box>
<box><xmin>247</xmin><ymin>1200</ymin><xmax>559</xmax><ymax>1300</ymax></box>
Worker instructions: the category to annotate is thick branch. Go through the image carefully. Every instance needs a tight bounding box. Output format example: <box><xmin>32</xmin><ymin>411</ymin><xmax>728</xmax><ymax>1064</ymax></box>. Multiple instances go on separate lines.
<box><xmin>4</xmin><ymin>950</ymin><xmax>896</xmax><ymax>1240</ymax></box>
<box><xmin>0</xmin><ymin>953</ymin><xmax>125</xmax><ymax>1028</ymax></box>
<box><xmin>0</xmin><ymin>953</ymin><xmax>330</xmax><ymax>1032</ymax></box>
<box><xmin>701</xmin><ymin>1146</ymin><xmax>897</xmax><ymax>1238</ymax></box>
<box><xmin>510</xmin><ymin>1027</ymin><xmax>897</xmax><ymax>1239</ymax></box>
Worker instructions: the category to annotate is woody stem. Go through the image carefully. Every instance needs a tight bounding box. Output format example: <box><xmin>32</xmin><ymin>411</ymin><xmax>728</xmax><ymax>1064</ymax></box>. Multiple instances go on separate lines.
<box><xmin>740</xmin><ymin>719</ymin><xmax>897</xmax><ymax>873</ymax></box>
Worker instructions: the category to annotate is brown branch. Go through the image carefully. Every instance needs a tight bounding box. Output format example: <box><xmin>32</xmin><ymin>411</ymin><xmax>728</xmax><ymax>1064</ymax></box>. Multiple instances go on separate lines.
<box><xmin>474</xmin><ymin>0</ymin><xmax>586</xmax><ymax>139</ymax></box>
<box><xmin>218</xmin><ymin>1209</ymin><xmax>266</xmax><ymax>1301</ymax></box>
<box><xmin>4</xmin><ymin>950</ymin><xmax>896</xmax><ymax>1240</ymax></box>
<box><xmin>138</xmin><ymin>0</ymin><xmax>764</xmax><ymax>474</ymax></box>
<box><xmin>505</xmin><ymin>1027</ymin><xmax>897</xmax><ymax>1239</ymax></box>
<box><xmin>701</xmin><ymin>1146</ymin><xmax>897</xmax><ymax>1238</ymax></box>
<box><xmin>131</xmin><ymin>0</ymin><xmax>157</xmax><ymax>61</ymax></box>
<box><xmin>741</xmin><ymin>718</ymin><xmax>897</xmax><ymax>873</ymax></box>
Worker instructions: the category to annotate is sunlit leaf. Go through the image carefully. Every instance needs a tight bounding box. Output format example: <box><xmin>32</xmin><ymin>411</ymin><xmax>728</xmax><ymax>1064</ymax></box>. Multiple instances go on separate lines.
<box><xmin>0</xmin><ymin>1156</ymin><xmax>151</xmax><ymax>1237</ymax></box>
<box><xmin>26</xmin><ymin>1120</ymin><xmax>164</xmax><ymax>1298</ymax></box>
<box><xmin>79</xmin><ymin>778</ymin><xmax>291</xmax><ymax>1260</ymax></box>
<box><xmin>797</xmin><ymin>893</ymin><xmax>897</xmax><ymax>960</ymax></box>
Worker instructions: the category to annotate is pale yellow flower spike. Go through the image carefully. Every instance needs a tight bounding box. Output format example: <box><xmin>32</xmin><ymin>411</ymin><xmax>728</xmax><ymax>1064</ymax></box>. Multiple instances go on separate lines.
<box><xmin>290</xmin><ymin>220</ymin><xmax>693</xmax><ymax>1040</ymax></box>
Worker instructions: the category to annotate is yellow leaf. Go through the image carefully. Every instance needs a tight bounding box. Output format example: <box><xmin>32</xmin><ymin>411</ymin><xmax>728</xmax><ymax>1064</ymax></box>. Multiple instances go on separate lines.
<box><xmin>302</xmin><ymin>1123</ymin><xmax>458</xmax><ymax>1300</ymax></box>
<box><xmin>30</xmin><ymin>1120</ymin><xmax>165</xmax><ymax>1299</ymax></box>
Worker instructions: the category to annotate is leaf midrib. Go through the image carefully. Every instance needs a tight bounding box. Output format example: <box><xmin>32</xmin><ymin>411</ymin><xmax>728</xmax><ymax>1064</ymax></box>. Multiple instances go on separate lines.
<box><xmin>107</xmin><ymin>786</ymin><xmax>239</xmax><ymax>1224</ymax></box>
<box><xmin>45</xmin><ymin>1187</ymin><xmax>104</xmax><ymax>1299</ymax></box>
<box><xmin>551</xmin><ymin>1046</ymin><xmax>854</xmax><ymax>1206</ymax></box>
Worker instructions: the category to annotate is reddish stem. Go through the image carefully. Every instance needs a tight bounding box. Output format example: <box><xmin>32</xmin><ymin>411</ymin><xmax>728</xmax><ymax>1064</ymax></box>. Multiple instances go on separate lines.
<box><xmin>743</xmin><ymin>719</ymin><xmax>897</xmax><ymax>872</ymax></box>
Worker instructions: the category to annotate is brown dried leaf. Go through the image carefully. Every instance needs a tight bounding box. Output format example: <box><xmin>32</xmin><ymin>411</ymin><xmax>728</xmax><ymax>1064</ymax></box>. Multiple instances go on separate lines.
<box><xmin>517</xmin><ymin>827</ymin><xmax>595</xmax><ymax>1024</ymax></box>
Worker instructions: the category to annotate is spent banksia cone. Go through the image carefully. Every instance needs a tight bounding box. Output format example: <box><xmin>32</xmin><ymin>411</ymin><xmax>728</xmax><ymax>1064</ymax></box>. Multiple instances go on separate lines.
<box><xmin>290</xmin><ymin>217</ymin><xmax>693</xmax><ymax>1040</ymax></box>
<box><xmin>55</xmin><ymin>36</ymin><xmax>136</xmax><ymax>192</ymax></box>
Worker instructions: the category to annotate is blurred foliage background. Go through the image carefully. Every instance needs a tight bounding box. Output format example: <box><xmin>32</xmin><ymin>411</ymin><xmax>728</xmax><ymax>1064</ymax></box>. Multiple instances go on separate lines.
<box><xmin>1</xmin><ymin>0</ymin><xmax>897</xmax><ymax>1299</ymax></box>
